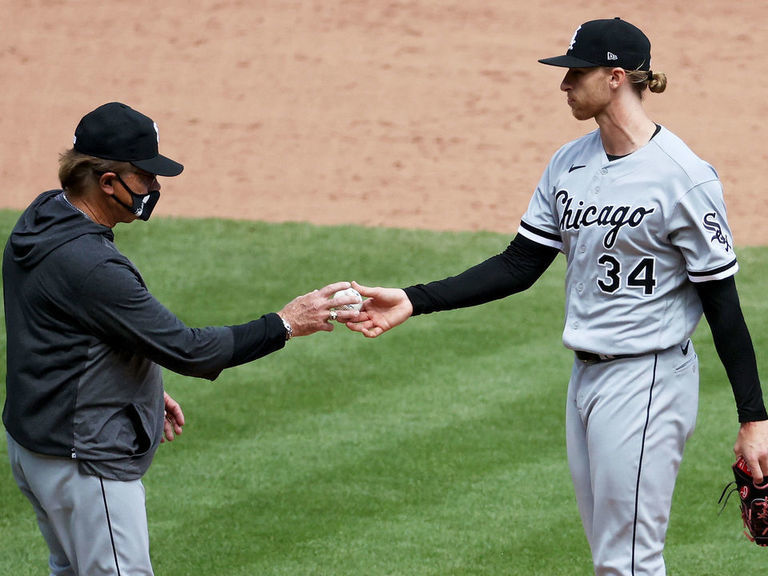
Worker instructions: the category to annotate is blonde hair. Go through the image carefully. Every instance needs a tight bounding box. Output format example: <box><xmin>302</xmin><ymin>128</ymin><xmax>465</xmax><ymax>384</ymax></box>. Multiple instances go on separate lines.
<box><xmin>58</xmin><ymin>149</ymin><xmax>132</xmax><ymax>195</ymax></box>
<box><xmin>626</xmin><ymin>68</ymin><xmax>667</xmax><ymax>95</ymax></box>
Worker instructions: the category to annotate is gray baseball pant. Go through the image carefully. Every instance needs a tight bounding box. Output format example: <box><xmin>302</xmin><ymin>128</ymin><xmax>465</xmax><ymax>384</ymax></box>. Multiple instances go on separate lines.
<box><xmin>566</xmin><ymin>342</ymin><xmax>699</xmax><ymax>575</ymax></box>
<box><xmin>7</xmin><ymin>433</ymin><xmax>154</xmax><ymax>576</ymax></box>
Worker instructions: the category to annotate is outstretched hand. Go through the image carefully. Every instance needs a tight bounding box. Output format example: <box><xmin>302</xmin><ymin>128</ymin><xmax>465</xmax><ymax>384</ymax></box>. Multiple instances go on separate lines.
<box><xmin>277</xmin><ymin>281</ymin><xmax>361</xmax><ymax>337</ymax></box>
<box><xmin>344</xmin><ymin>281</ymin><xmax>413</xmax><ymax>338</ymax></box>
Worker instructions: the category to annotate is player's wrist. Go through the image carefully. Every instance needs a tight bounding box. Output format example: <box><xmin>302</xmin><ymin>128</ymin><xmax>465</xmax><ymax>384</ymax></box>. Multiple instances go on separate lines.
<box><xmin>278</xmin><ymin>314</ymin><xmax>292</xmax><ymax>341</ymax></box>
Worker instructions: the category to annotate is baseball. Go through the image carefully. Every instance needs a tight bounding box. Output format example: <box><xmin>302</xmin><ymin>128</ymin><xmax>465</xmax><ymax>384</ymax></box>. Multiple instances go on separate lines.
<box><xmin>332</xmin><ymin>287</ymin><xmax>363</xmax><ymax>311</ymax></box>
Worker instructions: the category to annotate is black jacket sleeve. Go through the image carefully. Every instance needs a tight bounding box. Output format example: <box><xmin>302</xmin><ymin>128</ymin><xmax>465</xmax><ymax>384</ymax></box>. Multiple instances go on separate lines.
<box><xmin>228</xmin><ymin>313</ymin><xmax>287</xmax><ymax>366</ymax></box>
<box><xmin>75</xmin><ymin>257</ymin><xmax>286</xmax><ymax>380</ymax></box>
<box><xmin>695</xmin><ymin>277</ymin><xmax>768</xmax><ymax>422</ymax></box>
<box><xmin>403</xmin><ymin>234</ymin><xmax>559</xmax><ymax>316</ymax></box>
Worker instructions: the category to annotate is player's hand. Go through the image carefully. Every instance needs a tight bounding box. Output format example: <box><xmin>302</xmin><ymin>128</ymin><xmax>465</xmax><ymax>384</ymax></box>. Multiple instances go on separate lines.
<box><xmin>344</xmin><ymin>281</ymin><xmax>413</xmax><ymax>338</ymax></box>
<box><xmin>734</xmin><ymin>419</ymin><xmax>768</xmax><ymax>483</ymax></box>
<box><xmin>162</xmin><ymin>391</ymin><xmax>185</xmax><ymax>443</ymax></box>
<box><xmin>278</xmin><ymin>281</ymin><xmax>361</xmax><ymax>337</ymax></box>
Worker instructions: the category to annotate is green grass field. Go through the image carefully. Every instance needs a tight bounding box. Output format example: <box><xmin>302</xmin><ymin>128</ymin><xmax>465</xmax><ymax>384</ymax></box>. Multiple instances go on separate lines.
<box><xmin>1</xmin><ymin>209</ymin><xmax>766</xmax><ymax>574</ymax></box>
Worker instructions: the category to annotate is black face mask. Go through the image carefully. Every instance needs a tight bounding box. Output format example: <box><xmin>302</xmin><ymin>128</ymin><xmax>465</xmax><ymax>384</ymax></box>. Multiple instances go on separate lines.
<box><xmin>112</xmin><ymin>173</ymin><xmax>160</xmax><ymax>221</ymax></box>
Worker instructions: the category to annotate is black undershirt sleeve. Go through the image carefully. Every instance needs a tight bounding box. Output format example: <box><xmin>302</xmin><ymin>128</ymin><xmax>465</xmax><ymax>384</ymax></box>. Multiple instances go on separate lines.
<box><xmin>403</xmin><ymin>234</ymin><xmax>559</xmax><ymax>316</ymax></box>
<box><xmin>695</xmin><ymin>277</ymin><xmax>768</xmax><ymax>423</ymax></box>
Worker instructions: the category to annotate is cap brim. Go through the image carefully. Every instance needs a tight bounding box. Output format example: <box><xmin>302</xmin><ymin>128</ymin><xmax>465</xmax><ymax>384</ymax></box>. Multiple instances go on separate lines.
<box><xmin>132</xmin><ymin>155</ymin><xmax>184</xmax><ymax>177</ymax></box>
<box><xmin>538</xmin><ymin>55</ymin><xmax>600</xmax><ymax>68</ymax></box>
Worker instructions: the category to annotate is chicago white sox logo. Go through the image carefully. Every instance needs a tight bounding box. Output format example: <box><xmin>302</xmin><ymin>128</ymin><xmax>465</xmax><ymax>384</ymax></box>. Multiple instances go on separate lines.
<box><xmin>702</xmin><ymin>212</ymin><xmax>732</xmax><ymax>252</ymax></box>
<box><xmin>568</xmin><ymin>26</ymin><xmax>581</xmax><ymax>51</ymax></box>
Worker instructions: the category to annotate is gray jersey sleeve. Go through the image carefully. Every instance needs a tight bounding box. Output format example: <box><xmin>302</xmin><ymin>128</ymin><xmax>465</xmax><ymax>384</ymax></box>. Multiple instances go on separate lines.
<box><xmin>668</xmin><ymin>179</ymin><xmax>738</xmax><ymax>283</ymax></box>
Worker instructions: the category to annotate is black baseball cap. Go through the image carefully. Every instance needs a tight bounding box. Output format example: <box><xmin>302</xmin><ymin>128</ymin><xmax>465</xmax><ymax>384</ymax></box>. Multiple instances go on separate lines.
<box><xmin>539</xmin><ymin>17</ymin><xmax>651</xmax><ymax>71</ymax></box>
<box><xmin>73</xmin><ymin>102</ymin><xmax>184</xmax><ymax>177</ymax></box>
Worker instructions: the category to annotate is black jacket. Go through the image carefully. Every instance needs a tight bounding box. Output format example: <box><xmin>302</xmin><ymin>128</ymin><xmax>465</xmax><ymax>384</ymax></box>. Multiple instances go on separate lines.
<box><xmin>3</xmin><ymin>190</ymin><xmax>286</xmax><ymax>479</ymax></box>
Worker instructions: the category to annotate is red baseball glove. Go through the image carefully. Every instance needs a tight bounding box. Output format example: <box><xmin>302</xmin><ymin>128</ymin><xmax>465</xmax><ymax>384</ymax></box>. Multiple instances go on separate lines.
<box><xmin>720</xmin><ymin>457</ymin><xmax>768</xmax><ymax>546</ymax></box>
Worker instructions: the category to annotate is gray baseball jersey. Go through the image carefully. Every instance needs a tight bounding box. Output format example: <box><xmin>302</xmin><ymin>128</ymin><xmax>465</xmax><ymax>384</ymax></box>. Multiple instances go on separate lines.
<box><xmin>518</xmin><ymin>125</ymin><xmax>737</xmax><ymax>574</ymax></box>
<box><xmin>518</xmin><ymin>126</ymin><xmax>737</xmax><ymax>355</ymax></box>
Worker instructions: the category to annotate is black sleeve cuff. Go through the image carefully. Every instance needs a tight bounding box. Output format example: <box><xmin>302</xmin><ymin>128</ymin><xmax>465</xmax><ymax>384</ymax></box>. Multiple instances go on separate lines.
<box><xmin>228</xmin><ymin>313</ymin><xmax>286</xmax><ymax>367</ymax></box>
<box><xmin>403</xmin><ymin>285</ymin><xmax>431</xmax><ymax>317</ymax></box>
<box><xmin>738</xmin><ymin>408</ymin><xmax>768</xmax><ymax>423</ymax></box>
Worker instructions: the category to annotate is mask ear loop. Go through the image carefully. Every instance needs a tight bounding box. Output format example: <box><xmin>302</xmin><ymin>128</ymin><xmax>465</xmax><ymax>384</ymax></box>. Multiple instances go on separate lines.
<box><xmin>94</xmin><ymin>170</ymin><xmax>135</xmax><ymax>211</ymax></box>
<box><xmin>113</xmin><ymin>173</ymin><xmax>137</xmax><ymax>195</ymax></box>
<box><xmin>108</xmin><ymin>173</ymin><xmax>143</xmax><ymax>216</ymax></box>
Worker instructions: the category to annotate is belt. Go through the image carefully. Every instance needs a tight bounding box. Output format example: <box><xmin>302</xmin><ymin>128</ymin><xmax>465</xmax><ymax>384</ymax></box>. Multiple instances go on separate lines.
<box><xmin>574</xmin><ymin>350</ymin><xmax>643</xmax><ymax>365</ymax></box>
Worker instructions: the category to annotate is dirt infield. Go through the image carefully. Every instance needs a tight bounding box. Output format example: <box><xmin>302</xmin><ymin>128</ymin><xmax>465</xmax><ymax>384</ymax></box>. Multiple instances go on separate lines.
<box><xmin>2</xmin><ymin>1</ymin><xmax>767</xmax><ymax>245</ymax></box>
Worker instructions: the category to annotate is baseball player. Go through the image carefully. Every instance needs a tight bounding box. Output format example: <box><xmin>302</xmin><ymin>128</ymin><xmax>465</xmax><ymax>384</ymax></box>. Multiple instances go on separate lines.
<box><xmin>346</xmin><ymin>17</ymin><xmax>768</xmax><ymax>575</ymax></box>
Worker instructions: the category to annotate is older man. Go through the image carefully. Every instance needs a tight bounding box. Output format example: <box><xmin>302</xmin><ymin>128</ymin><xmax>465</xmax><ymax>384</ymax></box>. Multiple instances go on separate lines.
<box><xmin>3</xmin><ymin>102</ymin><xmax>359</xmax><ymax>575</ymax></box>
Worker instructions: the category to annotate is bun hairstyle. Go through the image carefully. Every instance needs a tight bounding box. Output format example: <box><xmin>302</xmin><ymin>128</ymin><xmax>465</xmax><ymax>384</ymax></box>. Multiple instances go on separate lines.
<box><xmin>647</xmin><ymin>70</ymin><xmax>667</xmax><ymax>93</ymax></box>
<box><xmin>626</xmin><ymin>68</ymin><xmax>667</xmax><ymax>95</ymax></box>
